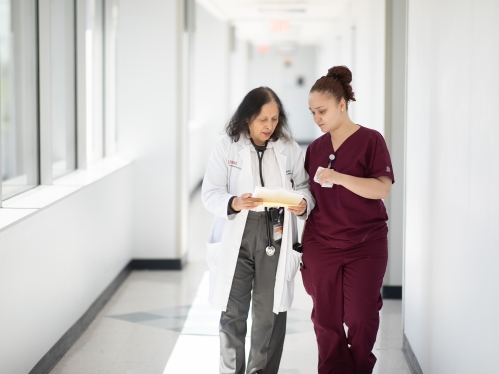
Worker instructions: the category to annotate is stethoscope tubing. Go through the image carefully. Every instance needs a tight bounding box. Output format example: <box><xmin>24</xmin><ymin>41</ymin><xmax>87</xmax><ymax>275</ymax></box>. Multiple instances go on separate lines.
<box><xmin>253</xmin><ymin>140</ymin><xmax>274</xmax><ymax>251</ymax></box>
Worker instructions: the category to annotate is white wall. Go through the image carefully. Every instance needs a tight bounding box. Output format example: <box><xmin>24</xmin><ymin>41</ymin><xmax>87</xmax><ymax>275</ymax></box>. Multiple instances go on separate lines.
<box><xmin>316</xmin><ymin>12</ymin><xmax>354</xmax><ymax>89</ymax></box>
<box><xmin>230</xmin><ymin>37</ymin><xmax>250</xmax><ymax>114</ymax></box>
<box><xmin>350</xmin><ymin>0</ymin><xmax>385</xmax><ymax>134</ymax></box>
<box><xmin>316</xmin><ymin>0</ymin><xmax>386</xmax><ymax>136</ymax></box>
<box><xmin>188</xmin><ymin>3</ymin><xmax>231</xmax><ymax>192</ymax></box>
<box><xmin>117</xmin><ymin>0</ymin><xmax>182</xmax><ymax>258</ymax></box>
<box><xmin>384</xmin><ymin>0</ymin><xmax>407</xmax><ymax>287</ymax></box>
<box><xmin>249</xmin><ymin>44</ymin><xmax>318</xmax><ymax>142</ymax></box>
<box><xmin>404</xmin><ymin>0</ymin><xmax>499</xmax><ymax>372</ymax></box>
<box><xmin>0</xmin><ymin>166</ymin><xmax>133</xmax><ymax>374</ymax></box>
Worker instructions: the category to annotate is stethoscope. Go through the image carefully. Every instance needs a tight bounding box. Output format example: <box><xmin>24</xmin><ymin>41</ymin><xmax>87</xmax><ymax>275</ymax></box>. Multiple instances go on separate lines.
<box><xmin>251</xmin><ymin>139</ymin><xmax>276</xmax><ymax>257</ymax></box>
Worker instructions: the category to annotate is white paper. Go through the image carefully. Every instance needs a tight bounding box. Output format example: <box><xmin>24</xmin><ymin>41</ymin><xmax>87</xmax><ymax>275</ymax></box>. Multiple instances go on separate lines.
<box><xmin>314</xmin><ymin>166</ymin><xmax>334</xmax><ymax>188</ymax></box>
<box><xmin>252</xmin><ymin>186</ymin><xmax>304</xmax><ymax>207</ymax></box>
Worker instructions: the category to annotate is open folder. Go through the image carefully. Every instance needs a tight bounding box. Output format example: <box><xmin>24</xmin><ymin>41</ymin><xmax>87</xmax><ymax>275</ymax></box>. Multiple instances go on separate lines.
<box><xmin>252</xmin><ymin>186</ymin><xmax>304</xmax><ymax>208</ymax></box>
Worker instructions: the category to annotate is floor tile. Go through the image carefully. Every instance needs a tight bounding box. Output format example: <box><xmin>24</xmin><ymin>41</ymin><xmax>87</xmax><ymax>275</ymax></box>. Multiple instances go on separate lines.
<box><xmin>108</xmin><ymin>361</ymin><xmax>166</xmax><ymax>374</ymax></box>
<box><xmin>50</xmin><ymin>359</ymin><xmax>114</xmax><ymax>374</ymax></box>
<box><xmin>49</xmin><ymin>190</ymin><xmax>411</xmax><ymax>374</ymax></box>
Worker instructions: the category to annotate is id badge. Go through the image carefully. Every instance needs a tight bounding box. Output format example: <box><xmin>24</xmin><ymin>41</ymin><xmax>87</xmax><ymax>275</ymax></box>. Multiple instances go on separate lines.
<box><xmin>273</xmin><ymin>223</ymin><xmax>283</xmax><ymax>242</ymax></box>
<box><xmin>314</xmin><ymin>166</ymin><xmax>334</xmax><ymax>188</ymax></box>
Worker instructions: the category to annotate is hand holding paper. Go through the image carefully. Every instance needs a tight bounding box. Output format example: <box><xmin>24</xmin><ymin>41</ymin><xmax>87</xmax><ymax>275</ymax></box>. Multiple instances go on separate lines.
<box><xmin>314</xmin><ymin>166</ymin><xmax>334</xmax><ymax>188</ymax></box>
<box><xmin>231</xmin><ymin>193</ymin><xmax>263</xmax><ymax>211</ymax></box>
<box><xmin>287</xmin><ymin>198</ymin><xmax>307</xmax><ymax>216</ymax></box>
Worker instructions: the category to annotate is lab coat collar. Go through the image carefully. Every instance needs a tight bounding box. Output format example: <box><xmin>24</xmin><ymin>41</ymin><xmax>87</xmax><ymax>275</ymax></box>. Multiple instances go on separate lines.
<box><xmin>236</xmin><ymin>133</ymin><xmax>287</xmax><ymax>153</ymax></box>
<box><xmin>234</xmin><ymin>134</ymin><xmax>289</xmax><ymax>186</ymax></box>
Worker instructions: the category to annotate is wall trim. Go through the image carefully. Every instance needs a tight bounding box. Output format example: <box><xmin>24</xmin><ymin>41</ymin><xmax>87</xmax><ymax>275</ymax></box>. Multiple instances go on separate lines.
<box><xmin>402</xmin><ymin>333</ymin><xmax>424</xmax><ymax>374</ymax></box>
<box><xmin>382</xmin><ymin>285</ymin><xmax>402</xmax><ymax>299</ymax></box>
<box><xmin>29</xmin><ymin>258</ymin><xmax>186</xmax><ymax>374</ymax></box>
<box><xmin>131</xmin><ymin>258</ymin><xmax>184</xmax><ymax>270</ymax></box>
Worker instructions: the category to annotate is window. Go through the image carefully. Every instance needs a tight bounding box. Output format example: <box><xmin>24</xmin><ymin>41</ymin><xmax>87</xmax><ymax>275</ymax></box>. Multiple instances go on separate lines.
<box><xmin>104</xmin><ymin>0</ymin><xmax>119</xmax><ymax>156</ymax></box>
<box><xmin>86</xmin><ymin>0</ymin><xmax>104</xmax><ymax>163</ymax></box>
<box><xmin>50</xmin><ymin>0</ymin><xmax>76</xmax><ymax>178</ymax></box>
<box><xmin>0</xmin><ymin>0</ymin><xmax>39</xmax><ymax>200</ymax></box>
<box><xmin>1</xmin><ymin>0</ymin><xmax>119</xmax><ymax>201</ymax></box>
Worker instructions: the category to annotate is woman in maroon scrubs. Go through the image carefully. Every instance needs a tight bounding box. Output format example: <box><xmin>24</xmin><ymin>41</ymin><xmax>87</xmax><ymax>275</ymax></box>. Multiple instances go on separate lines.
<box><xmin>302</xmin><ymin>65</ymin><xmax>394</xmax><ymax>374</ymax></box>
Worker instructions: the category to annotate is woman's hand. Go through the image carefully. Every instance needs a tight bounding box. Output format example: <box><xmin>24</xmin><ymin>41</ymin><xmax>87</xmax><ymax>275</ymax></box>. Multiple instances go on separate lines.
<box><xmin>316</xmin><ymin>168</ymin><xmax>343</xmax><ymax>186</ymax></box>
<box><xmin>232</xmin><ymin>193</ymin><xmax>263</xmax><ymax>211</ymax></box>
<box><xmin>316</xmin><ymin>167</ymin><xmax>392</xmax><ymax>199</ymax></box>
<box><xmin>288</xmin><ymin>199</ymin><xmax>307</xmax><ymax>216</ymax></box>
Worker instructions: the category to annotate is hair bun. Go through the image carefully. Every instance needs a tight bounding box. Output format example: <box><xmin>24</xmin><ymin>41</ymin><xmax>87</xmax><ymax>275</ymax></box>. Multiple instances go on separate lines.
<box><xmin>311</xmin><ymin>64</ymin><xmax>356</xmax><ymax>105</ymax></box>
<box><xmin>326</xmin><ymin>65</ymin><xmax>352</xmax><ymax>84</ymax></box>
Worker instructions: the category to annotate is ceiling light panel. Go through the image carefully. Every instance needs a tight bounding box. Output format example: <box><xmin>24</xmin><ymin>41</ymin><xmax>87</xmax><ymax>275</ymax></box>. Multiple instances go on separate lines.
<box><xmin>202</xmin><ymin>0</ymin><xmax>349</xmax><ymax>20</ymax></box>
<box><xmin>196</xmin><ymin>0</ymin><xmax>350</xmax><ymax>44</ymax></box>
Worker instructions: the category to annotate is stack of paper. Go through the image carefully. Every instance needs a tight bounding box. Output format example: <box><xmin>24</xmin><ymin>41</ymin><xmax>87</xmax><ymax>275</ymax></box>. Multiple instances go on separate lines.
<box><xmin>252</xmin><ymin>186</ymin><xmax>304</xmax><ymax>207</ymax></box>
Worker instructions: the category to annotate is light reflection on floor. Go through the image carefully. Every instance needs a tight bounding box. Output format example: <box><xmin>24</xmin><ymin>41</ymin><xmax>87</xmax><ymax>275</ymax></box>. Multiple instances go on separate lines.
<box><xmin>162</xmin><ymin>271</ymin><xmax>252</xmax><ymax>373</ymax></box>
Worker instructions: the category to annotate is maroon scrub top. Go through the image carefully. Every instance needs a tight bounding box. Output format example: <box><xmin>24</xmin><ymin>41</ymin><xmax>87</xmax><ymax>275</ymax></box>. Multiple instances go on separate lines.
<box><xmin>305</xmin><ymin>126</ymin><xmax>395</xmax><ymax>249</ymax></box>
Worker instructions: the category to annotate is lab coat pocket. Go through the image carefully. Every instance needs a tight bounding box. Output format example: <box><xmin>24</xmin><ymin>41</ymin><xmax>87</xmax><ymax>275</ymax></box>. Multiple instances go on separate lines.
<box><xmin>206</xmin><ymin>242</ymin><xmax>221</xmax><ymax>273</ymax></box>
<box><xmin>286</xmin><ymin>249</ymin><xmax>302</xmax><ymax>281</ymax></box>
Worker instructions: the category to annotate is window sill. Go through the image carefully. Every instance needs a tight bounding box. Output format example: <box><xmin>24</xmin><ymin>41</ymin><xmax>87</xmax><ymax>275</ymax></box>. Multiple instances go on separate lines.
<box><xmin>0</xmin><ymin>156</ymin><xmax>132</xmax><ymax>232</ymax></box>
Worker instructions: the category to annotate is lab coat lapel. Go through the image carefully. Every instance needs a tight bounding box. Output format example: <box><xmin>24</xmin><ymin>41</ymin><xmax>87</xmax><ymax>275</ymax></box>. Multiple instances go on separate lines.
<box><xmin>238</xmin><ymin>142</ymin><xmax>253</xmax><ymax>184</ymax></box>
<box><xmin>273</xmin><ymin>140</ymin><xmax>287</xmax><ymax>187</ymax></box>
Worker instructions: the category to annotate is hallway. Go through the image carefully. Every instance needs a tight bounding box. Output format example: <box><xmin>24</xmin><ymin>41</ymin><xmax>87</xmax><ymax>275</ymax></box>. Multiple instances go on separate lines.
<box><xmin>1</xmin><ymin>0</ymin><xmax>498</xmax><ymax>373</ymax></box>
<box><xmin>49</xmin><ymin>190</ymin><xmax>411</xmax><ymax>374</ymax></box>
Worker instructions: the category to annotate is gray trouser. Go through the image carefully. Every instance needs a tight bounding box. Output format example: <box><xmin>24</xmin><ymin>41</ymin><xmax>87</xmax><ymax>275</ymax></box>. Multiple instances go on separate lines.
<box><xmin>219</xmin><ymin>211</ymin><xmax>287</xmax><ymax>374</ymax></box>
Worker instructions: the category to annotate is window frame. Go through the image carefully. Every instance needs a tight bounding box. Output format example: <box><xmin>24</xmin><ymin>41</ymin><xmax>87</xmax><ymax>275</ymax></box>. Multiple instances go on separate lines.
<box><xmin>38</xmin><ymin>0</ymin><xmax>78</xmax><ymax>185</ymax></box>
<box><xmin>1</xmin><ymin>0</ymin><xmax>118</xmax><ymax>205</ymax></box>
<box><xmin>0</xmin><ymin>0</ymin><xmax>41</xmax><ymax>202</ymax></box>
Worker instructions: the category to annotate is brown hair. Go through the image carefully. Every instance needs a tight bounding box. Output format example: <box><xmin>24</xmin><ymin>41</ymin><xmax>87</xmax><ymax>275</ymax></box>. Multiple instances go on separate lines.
<box><xmin>310</xmin><ymin>65</ymin><xmax>356</xmax><ymax>108</ymax></box>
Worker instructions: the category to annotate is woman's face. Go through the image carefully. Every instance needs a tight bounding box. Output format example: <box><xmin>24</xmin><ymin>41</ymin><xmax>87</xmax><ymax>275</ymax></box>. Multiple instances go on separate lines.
<box><xmin>308</xmin><ymin>91</ymin><xmax>346</xmax><ymax>133</ymax></box>
<box><xmin>248</xmin><ymin>100</ymin><xmax>279</xmax><ymax>145</ymax></box>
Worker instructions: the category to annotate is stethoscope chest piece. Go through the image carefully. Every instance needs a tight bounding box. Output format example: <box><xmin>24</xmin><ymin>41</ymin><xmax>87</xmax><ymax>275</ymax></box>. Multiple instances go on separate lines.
<box><xmin>266</xmin><ymin>246</ymin><xmax>275</xmax><ymax>256</ymax></box>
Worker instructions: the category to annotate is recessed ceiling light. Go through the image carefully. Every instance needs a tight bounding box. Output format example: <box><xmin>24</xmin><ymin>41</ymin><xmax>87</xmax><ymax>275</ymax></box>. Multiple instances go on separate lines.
<box><xmin>257</xmin><ymin>1</ymin><xmax>308</xmax><ymax>4</ymax></box>
<box><xmin>258</xmin><ymin>8</ymin><xmax>306</xmax><ymax>13</ymax></box>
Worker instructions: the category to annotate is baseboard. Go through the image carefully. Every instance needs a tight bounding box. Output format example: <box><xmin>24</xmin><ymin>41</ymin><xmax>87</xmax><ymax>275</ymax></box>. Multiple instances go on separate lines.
<box><xmin>403</xmin><ymin>333</ymin><xmax>424</xmax><ymax>374</ymax></box>
<box><xmin>29</xmin><ymin>258</ymin><xmax>187</xmax><ymax>374</ymax></box>
<box><xmin>131</xmin><ymin>258</ymin><xmax>184</xmax><ymax>270</ymax></box>
<box><xmin>382</xmin><ymin>285</ymin><xmax>402</xmax><ymax>299</ymax></box>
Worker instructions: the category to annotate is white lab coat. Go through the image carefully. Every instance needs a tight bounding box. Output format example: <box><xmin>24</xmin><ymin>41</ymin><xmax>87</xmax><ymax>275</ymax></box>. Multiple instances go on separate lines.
<box><xmin>202</xmin><ymin>134</ymin><xmax>315</xmax><ymax>314</ymax></box>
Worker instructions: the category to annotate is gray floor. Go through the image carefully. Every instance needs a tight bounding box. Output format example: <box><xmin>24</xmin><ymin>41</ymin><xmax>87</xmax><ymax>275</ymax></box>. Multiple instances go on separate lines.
<box><xmin>49</xmin><ymin>190</ymin><xmax>411</xmax><ymax>374</ymax></box>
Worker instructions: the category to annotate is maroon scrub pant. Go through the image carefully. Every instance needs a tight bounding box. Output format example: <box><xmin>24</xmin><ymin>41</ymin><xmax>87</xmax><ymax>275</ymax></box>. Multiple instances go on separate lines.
<box><xmin>301</xmin><ymin>233</ymin><xmax>388</xmax><ymax>374</ymax></box>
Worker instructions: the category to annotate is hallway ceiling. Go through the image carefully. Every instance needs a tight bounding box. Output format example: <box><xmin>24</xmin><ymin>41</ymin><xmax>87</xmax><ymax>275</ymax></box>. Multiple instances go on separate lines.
<box><xmin>196</xmin><ymin>0</ymin><xmax>350</xmax><ymax>45</ymax></box>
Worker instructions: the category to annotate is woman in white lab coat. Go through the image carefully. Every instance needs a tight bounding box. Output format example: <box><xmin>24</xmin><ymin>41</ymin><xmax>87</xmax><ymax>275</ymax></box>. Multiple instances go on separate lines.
<box><xmin>202</xmin><ymin>87</ymin><xmax>315</xmax><ymax>374</ymax></box>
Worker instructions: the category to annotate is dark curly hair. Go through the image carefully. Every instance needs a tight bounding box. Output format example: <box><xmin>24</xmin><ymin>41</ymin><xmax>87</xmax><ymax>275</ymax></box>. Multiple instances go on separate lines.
<box><xmin>226</xmin><ymin>87</ymin><xmax>291</xmax><ymax>142</ymax></box>
<box><xmin>310</xmin><ymin>65</ymin><xmax>356</xmax><ymax>108</ymax></box>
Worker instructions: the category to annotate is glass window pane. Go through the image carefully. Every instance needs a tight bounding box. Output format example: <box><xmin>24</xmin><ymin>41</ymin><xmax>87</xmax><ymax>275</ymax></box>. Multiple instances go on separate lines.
<box><xmin>104</xmin><ymin>0</ymin><xmax>118</xmax><ymax>157</ymax></box>
<box><xmin>86</xmin><ymin>0</ymin><xmax>104</xmax><ymax>163</ymax></box>
<box><xmin>1</xmin><ymin>0</ymin><xmax>38</xmax><ymax>200</ymax></box>
<box><xmin>51</xmin><ymin>0</ymin><xmax>76</xmax><ymax>179</ymax></box>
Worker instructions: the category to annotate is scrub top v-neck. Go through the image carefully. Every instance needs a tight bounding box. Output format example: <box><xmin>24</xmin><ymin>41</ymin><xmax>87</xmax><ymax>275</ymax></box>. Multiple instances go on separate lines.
<box><xmin>305</xmin><ymin>126</ymin><xmax>395</xmax><ymax>249</ymax></box>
